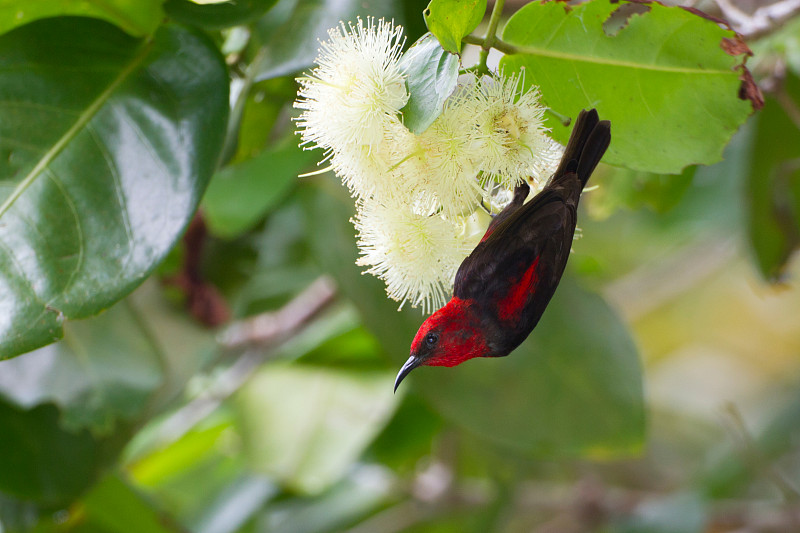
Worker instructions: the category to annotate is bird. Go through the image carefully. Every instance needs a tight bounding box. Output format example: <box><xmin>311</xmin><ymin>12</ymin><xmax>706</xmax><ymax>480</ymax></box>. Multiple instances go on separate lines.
<box><xmin>394</xmin><ymin>109</ymin><xmax>611</xmax><ymax>392</ymax></box>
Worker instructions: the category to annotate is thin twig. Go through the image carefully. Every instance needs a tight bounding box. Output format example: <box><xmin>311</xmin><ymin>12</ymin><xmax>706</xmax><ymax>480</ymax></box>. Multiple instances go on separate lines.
<box><xmin>149</xmin><ymin>276</ymin><xmax>337</xmax><ymax>445</ymax></box>
<box><xmin>218</xmin><ymin>275</ymin><xmax>337</xmax><ymax>349</ymax></box>
<box><xmin>546</xmin><ymin>107</ymin><xmax>572</xmax><ymax>127</ymax></box>
<box><xmin>715</xmin><ymin>0</ymin><xmax>800</xmax><ymax>39</ymax></box>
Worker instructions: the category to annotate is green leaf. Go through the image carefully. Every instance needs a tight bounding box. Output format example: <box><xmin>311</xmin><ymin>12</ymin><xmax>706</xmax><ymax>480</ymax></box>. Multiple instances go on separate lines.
<box><xmin>126</xmin><ymin>415</ymin><xmax>250</xmax><ymax>525</ymax></box>
<box><xmin>164</xmin><ymin>0</ymin><xmax>279</xmax><ymax>29</ymax></box>
<box><xmin>0</xmin><ymin>282</ymin><xmax>214</xmax><ymax>507</ymax></box>
<box><xmin>228</xmin><ymin>77</ymin><xmax>298</xmax><ymax>164</ymax></box>
<box><xmin>399</xmin><ymin>33</ymin><xmax>460</xmax><ymax>133</ymax></box>
<box><xmin>590</xmin><ymin>166</ymin><xmax>696</xmax><ymax>218</ymax></box>
<box><xmin>0</xmin><ymin>18</ymin><xmax>228</xmax><ymax>359</ymax></box>
<box><xmin>236</xmin><ymin>364</ymin><xmax>397</xmax><ymax>493</ymax></box>
<box><xmin>304</xmin><ymin>180</ymin><xmax>644</xmax><ymax>457</ymax></box>
<box><xmin>253</xmin><ymin>0</ymin><xmax>427</xmax><ymax>81</ymax></box>
<box><xmin>202</xmin><ymin>136</ymin><xmax>315</xmax><ymax>239</ymax></box>
<box><xmin>0</xmin><ymin>299</ymin><xmax>163</xmax><ymax>435</ymax></box>
<box><xmin>78</xmin><ymin>473</ymin><xmax>184</xmax><ymax>533</ymax></box>
<box><xmin>366</xmin><ymin>394</ymin><xmax>443</xmax><ymax>469</ymax></box>
<box><xmin>499</xmin><ymin>0</ymin><xmax>754</xmax><ymax>174</ymax></box>
<box><xmin>745</xmin><ymin>72</ymin><xmax>800</xmax><ymax>280</ymax></box>
<box><xmin>0</xmin><ymin>281</ymin><xmax>215</xmax><ymax>435</ymax></box>
<box><xmin>0</xmin><ymin>0</ymin><xmax>163</xmax><ymax>36</ymax></box>
<box><xmin>424</xmin><ymin>0</ymin><xmax>486</xmax><ymax>54</ymax></box>
<box><xmin>0</xmin><ymin>400</ymin><xmax>130</xmax><ymax>506</ymax></box>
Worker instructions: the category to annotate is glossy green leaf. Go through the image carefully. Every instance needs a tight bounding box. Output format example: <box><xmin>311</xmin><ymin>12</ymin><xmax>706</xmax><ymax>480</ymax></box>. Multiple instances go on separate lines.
<box><xmin>424</xmin><ymin>0</ymin><xmax>486</xmax><ymax>54</ymax></box>
<box><xmin>0</xmin><ymin>18</ymin><xmax>228</xmax><ymax>359</ymax></box>
<box><xmin>305</xmin><ymin>179</ymin><xmax>644</xmax><ymax>457</ymax></box>
<box><xmin>746</xmin><ymin>72</ymin><xmax>800</xmax><ymax>280</ymax></box>
<box><xmin>202</xmin><ymin>136</ymin><xmax>315</xmax><ymax>239</ymax></box>
<box><xmin>164</xmin><ymin>0</ymin><xmax>279</xmax><ymax>29</ymax></box>
<box><xmin>499</xmin><ymin>0</ymin><xmax>755</xmax><ymax>174</ymax></box>
<box><xmin>0</xmin><ymin>0</ymin><xmax>163</xmax><ymax>36</ymax></box>
<box><xmin>399</xmin><ymin>33</ymin><xmax>460</xmax><ymax>133</ymax></box>
<box><xmin>237</xmin><ymin>364</ymin><xmax>397</xmax><ymax>493</ymax></box>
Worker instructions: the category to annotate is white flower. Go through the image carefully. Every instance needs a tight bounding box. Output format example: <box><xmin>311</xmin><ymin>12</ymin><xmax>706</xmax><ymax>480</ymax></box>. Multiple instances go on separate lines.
<box><xmin>295</xmin><ymin>18</ymin><xmax>408</xmax><ymax>154</ymax></box>
<box><xmin>411</xmin><ymin>97</ymin><xmax>484</xmax><ymax>218</ymax></box>
<box><xmin>294</xmin><ymin>22</ymin><xmax>570</xmax><ymax>314</ymax></box>
<box><xmin>328</xmin><ymin>116</ymin><xmax>420</xmax><ymax>201</ymax></box>
<box><xmin>469</xmin><ymin>74</ymin><xmax>560</xmax><ymax>189</ymax></box>
<box><xmin>353</xmin><ymin>199</ymin><xmax>473</xmax><ymax>313</ymax></box>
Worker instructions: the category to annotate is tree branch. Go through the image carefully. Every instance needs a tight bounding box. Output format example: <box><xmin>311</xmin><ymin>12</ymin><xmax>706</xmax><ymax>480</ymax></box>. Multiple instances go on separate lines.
<box><xmin>715</xmin><ymin>0</ymin><xmax>800</xmax><ymax>39</ymax></box>
<box><xmin>148</xmin><ymin>276</ymin><xmax>337</xmax><ymax>445</ymax></box>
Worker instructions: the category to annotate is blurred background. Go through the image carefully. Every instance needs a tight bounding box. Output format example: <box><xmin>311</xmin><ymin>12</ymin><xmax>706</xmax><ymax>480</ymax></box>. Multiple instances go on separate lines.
<box><xmin>1</xmin><ymin>0</ymin><xmax>800</xmax><ymax>532</ymax></box>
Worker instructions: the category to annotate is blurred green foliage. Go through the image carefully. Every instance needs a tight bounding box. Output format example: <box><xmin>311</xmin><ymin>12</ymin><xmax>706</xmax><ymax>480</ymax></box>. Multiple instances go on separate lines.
<box><xmin>0</xmin><ymin>1</ymin><xmax>799</xmax><ymax>532</ymax></box>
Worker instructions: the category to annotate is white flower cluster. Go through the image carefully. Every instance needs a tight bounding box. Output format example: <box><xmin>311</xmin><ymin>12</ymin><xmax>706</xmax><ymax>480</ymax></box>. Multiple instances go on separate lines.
<box><xmin>295</xmin><ymin>18</ymin><xmax>562</xmax><ymax>313</ymax></box>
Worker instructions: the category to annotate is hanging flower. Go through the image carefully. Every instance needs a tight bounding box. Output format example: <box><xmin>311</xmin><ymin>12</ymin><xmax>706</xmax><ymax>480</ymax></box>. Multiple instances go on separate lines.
<box><xmin>294</xmin><ymin>21</ymin><xmax>568</xmax><ymax>312</ymax></box>
<box><xmin>327</xmin><ymin>116</ymin><xmax>420</xmax><ymax>201</ymax></box>
<box><xmin>469</xmin><ymin>74</ymin><xmax>561</xmax><ymax>189</ymax></box>
<box><xmin>353</xmin><ymin>198</ymin><xmax>474</xmax><ymax>314</ymax></box>
<box><xmin>294</xmin><ymin>17</ymin><xmax>408</xmax><ymax>155</ymax></box>
<box><xmin>412</xmin><ymin>95</ymin><xmax>484</xmax><ymax>218</ymax></box>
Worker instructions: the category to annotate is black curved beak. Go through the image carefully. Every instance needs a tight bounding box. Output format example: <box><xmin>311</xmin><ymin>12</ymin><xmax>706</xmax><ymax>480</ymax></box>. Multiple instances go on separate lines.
<box><xmin>394</xmin><ymin>356</ymin><xmax>421</xmax><ymax>393</ymax></box>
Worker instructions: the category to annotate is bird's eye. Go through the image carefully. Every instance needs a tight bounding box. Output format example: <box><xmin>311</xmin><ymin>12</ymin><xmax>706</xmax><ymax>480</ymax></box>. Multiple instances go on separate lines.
<box><xmin>425</xmin><ymin>332</ymin><xmax>439</xmax><ymax>347</ymax></box>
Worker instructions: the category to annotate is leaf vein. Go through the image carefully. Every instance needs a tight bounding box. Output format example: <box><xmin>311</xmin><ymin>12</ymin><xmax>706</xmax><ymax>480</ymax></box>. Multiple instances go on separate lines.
<box><xmin>43</xmin><ymin>169</ymin><xmax>84</xmax><ymax>297</ymax></box>
<box><xmin>86</xmin><ymin>123</ymin><xmax>134</xmax><ymax>276</ymax></box>
<box><xmin>0</xmin><ymin>40</ymin><xmax>153</xmax><ymax>221</ymax></box>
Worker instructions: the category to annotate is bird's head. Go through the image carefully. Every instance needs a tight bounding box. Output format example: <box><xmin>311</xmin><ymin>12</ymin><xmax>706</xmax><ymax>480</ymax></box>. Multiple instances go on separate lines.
<box><xmin>394</xmin><ymin>297</ymin><xmax>488</xmax><ymax>391</ymax></box>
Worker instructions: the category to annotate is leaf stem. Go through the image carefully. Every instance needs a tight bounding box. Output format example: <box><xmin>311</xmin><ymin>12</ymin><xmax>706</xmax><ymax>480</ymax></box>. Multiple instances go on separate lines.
<box><xmin>475</xmin><ymin>0</ymin><xmax>506</xmax><ymax>75</ymax></box>
<box><xmin>546</xmin><ymin>107</ymin><xmax>572</xmax><ymax>127</ymax></box>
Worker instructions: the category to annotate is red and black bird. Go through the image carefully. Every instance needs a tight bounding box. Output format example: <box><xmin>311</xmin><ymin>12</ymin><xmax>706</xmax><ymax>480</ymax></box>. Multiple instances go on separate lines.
<box><xmin>395</xmin><ymin>109</ymin><xmax>611</xmax><ymax>391</ymax></box>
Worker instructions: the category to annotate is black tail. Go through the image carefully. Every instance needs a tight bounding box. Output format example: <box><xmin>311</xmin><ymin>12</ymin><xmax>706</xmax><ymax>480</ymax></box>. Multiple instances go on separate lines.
<box><xmin>553</xmin><ymin>109</ymin><xmax>611</xmax><ymax>188</ymax></box>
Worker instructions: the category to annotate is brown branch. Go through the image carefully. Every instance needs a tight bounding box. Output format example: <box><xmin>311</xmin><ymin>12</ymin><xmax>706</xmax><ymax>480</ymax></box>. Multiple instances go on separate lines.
<box><xmin>147</xmin><ymin>276</ymin><xmax>337</xmax><ymax>446</ymax></box>
<box><xmin>218</xmin><ymin>275</ymin><xmax>337</xmax><ymax>349</ymax></box>
<box><xmin>714</xmin><ymin>0</ymin><xmax>800</xmax><ymax>39</ymax></box>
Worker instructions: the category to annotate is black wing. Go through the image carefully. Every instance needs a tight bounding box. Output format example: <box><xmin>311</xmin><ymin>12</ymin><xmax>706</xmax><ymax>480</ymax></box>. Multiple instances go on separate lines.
<box><xmin>453</xmin><ymin>178</ymin><xmax>580</xmax><ymax>304</ymax></box>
